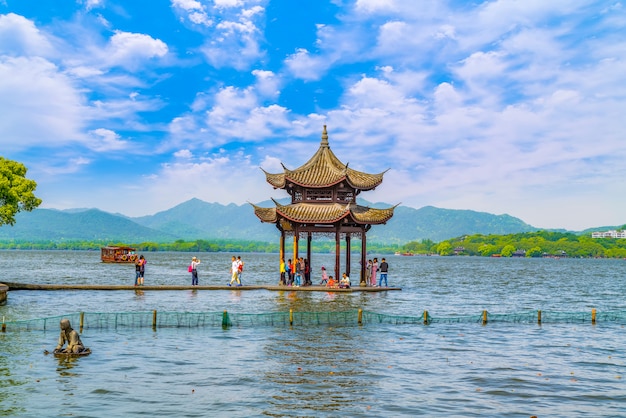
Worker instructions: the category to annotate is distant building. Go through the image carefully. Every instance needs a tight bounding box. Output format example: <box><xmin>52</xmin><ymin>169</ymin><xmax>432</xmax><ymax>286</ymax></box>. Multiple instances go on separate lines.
<box><xmin>591</xmin><ymin>230</ymin><xmax>626</xmax><ymax>239</ymax></box>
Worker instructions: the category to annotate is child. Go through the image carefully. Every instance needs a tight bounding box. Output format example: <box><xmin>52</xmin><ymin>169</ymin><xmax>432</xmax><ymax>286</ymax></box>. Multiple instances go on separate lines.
<box><xmin>320</xmin><ymin>266</ymin><xmax>328</xmax><ymax>285</ymax></box>
<box><xmin>326</xmin><ymin>275</ymin><xmax>336</xmax><ymax>288</ymax></box>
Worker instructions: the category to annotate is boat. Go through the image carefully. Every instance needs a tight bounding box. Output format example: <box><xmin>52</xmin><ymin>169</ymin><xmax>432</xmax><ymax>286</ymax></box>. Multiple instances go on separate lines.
<box><xmin>101</xmin><ymin>246</ymin><xmax>137</xmax><ymax>263</ymax></box>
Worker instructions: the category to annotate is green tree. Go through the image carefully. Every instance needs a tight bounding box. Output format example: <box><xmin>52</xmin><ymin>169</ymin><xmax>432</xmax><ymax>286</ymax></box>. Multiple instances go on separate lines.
<box><xmin>500</xmin><ymin>244</ymin><xmax>516</xmax><ymax>257</ymax></box>
<box><xmin>526</xmin><ymin>246</ymin><xmax>543</xmax><ymax>257</ymax></box>
<box><xmin>0</xmin><ymin>157</ymin><xmax>42</xmax><ymax>226</ymax></box>
<box><xmin>478</xmin><ymin>243</ymin><xmax>498</xmax><ymax>256</ymax></box>
<box><xmin>436</xmin><ymin>241</ymin><xmax>452</xmax><ymax>256</ymax></box>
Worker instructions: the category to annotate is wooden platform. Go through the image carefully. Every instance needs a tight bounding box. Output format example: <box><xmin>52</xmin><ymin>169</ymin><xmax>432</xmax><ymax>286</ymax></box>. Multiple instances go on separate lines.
<box><xmin>3</xmin><ymin>282</ymin><xmax>400</xmax><ymax>292</ymax></box>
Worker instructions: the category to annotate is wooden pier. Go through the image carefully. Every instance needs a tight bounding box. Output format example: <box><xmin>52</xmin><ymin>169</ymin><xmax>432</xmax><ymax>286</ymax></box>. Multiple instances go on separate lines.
<box><xmin>2</xmin><ymin>282</ymin><xmax>400</xmax><ymax>292</ymax></box>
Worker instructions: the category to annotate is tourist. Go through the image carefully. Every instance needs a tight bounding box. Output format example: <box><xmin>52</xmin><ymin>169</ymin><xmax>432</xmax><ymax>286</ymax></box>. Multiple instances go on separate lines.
<box><xmin>138</xmin><ymin>255</ymin><xmax>146</xmax><ymax>286</ymax></box>
<box><xmin>190</xmin><ymin>256</ymin><xmax>200</xmax><ymax>286</ymax></box>
<box><xmin>378</xmin><ymin>258</ymin><xmax>389</xmax><ymax>287</ymax></box>
<box><xmin>320</xmin><ymin>266</ymin><xmax>328</xmax><ymax>285</ymax></box>
<box><xmin>229</xmin><ymin>255</ymin><xmax>241</xmax><ymax>286</ymax></box>
<box><xmin>304</xmin><ymin>258</ymin><xmax>311</xmax><ymax>285</ymax></box>
<box><xmin>340</xmin><ymin>272</ymin><xmax>351</xmax><ymax>288</ymax></box>
<box><xmin>279</xmin><ymin>258</ymin><xmax>286</xmax><ymax>285</ymax></box>
<box><xmin>134</xmin><ymin>255</ymin><xmax>146</xmax><ymax>286</ymax></box>
<box><xmin>365</xmin><ymin>259</ymin><xmax>372</xmax><ymax>285</ymax></box>
<box><xmin>237</xmin><ymin>256</ymin><xmax>244</xmax><ymax>285</ymax></box>
<box><xmin>371</xmin><ymin>258</ymin><xmax>378</xmax><ymax>286</ymax></box>
<box><xmin>287</xmin><ymin>259</ymin><xmax>293</xmax><ymax>286</ymax></box>
<box><xmin>54</xmin><ymin>318</ymin><xmax>86</xmax><ymax>354</ymax></box>
<box><xmin>326</xmin><ymin>275</ymin><xmax>336</xmax><ymax>288</ymax></box>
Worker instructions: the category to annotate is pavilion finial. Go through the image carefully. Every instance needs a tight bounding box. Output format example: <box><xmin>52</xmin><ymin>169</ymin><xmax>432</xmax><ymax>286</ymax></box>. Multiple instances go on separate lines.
<box><xmin>321</xmin><ymin>125</ymin><xmax>329</xmax><ymax>147</ymax></box>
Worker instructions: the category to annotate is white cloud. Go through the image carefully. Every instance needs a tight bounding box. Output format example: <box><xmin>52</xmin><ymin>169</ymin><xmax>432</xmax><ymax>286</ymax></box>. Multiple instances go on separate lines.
<box><xmin>0</xmin><ymin>13</ymin><xmax>54</xmax><ymax>56</ymax></box>
<box><xmin>252</xmin><ymin>69</ymin><xmax>280</xmax><ymax>98</ymax></box>
<box><xmin>214</xmin><ymin>0</ymin><xmax>245</xmax><ymax>8</ymax></box>
<box><xmin>0</xmin><ymin>56</ymin><xmax>85</xmax><ymax>150</ymax></box>
<box><xmin>205</xmin><ymin>86</ymin><xmax>290</xmax><ymax>140</ymax></box>
<box><xmin>88</xmin><ymin>128</ymin><xmax>129</xmax><ymax>151</ymax></box>
<box><xmin>105</xmin><ymin>31</ymin><xmax>169</xmax><ymax>70</ymax></box>
<box><xmin>171</xmin><ymin>0</ymin><xmax>213</xmax><ymax>26</ymax></box>
<box><xmin>199</xmin><ymin>4</ymin><xmax>265</xmax><ymax>70</ymax></box>
<box><xmin>174</xmin><ymin>149</ymin><xmax>193</xmax><ymax>159</ymax></box>
<box><xmin>140</xmin><ymin>153</ymin><xmax>280</xmax><ymax>215</ymax></box>
<box><xmin>355</xmin><ymin>0</ymin><xmax>396</xmax><ymax>13</ymax></box>
<box><xmin>284</xmin><ymin>48</ymin><xmax>328</xmax><ymax>81</ymax></box>
<box><xmin>82</xmin><ymin>0</ymin><xmax>104</xmax><ymax>11</ymax></box>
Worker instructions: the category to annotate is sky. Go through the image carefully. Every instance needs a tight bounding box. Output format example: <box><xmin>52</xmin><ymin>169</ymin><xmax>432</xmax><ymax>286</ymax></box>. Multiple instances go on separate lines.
<box><xmin>1</xmin><ymin>0</ymin><xmax>625</xmax><ymax>231</ymax></box>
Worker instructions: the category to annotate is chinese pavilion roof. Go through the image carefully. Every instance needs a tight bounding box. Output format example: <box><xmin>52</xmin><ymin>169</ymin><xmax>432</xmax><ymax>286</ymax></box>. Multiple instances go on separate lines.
<box><xmin>262</xmin><ymin>126</ymin><xmax>386</xmax><ymax>190</ymax></box>
<box><xmin>251</xmin><ymin>200</ymin><xmax>396</xmax><ymax>226</ymax></box>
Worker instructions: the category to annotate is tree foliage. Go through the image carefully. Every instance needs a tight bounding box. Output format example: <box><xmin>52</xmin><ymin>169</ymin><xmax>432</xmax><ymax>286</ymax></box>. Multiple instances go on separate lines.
<box><xmin>418</xmin><ymin>230</ymin><xmax>626</xmax><ymax>258</ymax></box>
<box><xmin>0</xmin><ymin>157</ymin><xmax>42</xmax><ymax>226</ymax></box>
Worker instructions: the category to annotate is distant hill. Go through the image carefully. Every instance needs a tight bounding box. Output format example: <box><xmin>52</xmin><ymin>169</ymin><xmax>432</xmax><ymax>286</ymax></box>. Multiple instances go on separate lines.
<box><xmin>369</xmin><ymin>205</ymin><xmax>538</xmax><ymax>243</ymax></box>
<box><xmin>0</xmin><ymin>208</ymin><xmax>177</xmax><ymax>243</ymax></box>
<box><xmin>1</xmin><ymin>198</ymin><xmax>614</xmax><ymax>244</ymax></box>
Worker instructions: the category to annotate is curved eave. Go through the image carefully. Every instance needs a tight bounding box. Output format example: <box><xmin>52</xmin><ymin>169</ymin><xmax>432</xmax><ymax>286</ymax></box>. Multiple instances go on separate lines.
<box><xmin>351</xmin><ymin>204</ymin><xmax>396</xmax><ymax>224</ymax></box>
<box><xmin>270</xmin><ymin>201</ymin><xmax>396</xmax><ymax>225</ymax></box>
<box><xmin>261</xmin><ymin>168</ymin><xmax>286</xmax><ymax>189</ymax></box>
<box><xmin>345</xmin><ymin>168</ymin><xmax>386</xmax><ymax>190</ymax></box>
<box><xmin>275</xmin><ymin>202</ymin><xmax>351</xmax><ymax>224</ymax></box>
<box><xmin>250</xmin><ymin>202</ymin><xmax>277</xmax><ymax>223</ymax></box>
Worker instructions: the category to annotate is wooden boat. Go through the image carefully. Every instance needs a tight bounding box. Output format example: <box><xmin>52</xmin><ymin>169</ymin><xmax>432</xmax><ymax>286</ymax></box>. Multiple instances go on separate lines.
<box><xmin>101</xmin><ymin>246</ymin><xmax>137</xmax><ymax>263</ymax></box>
<box><xmin>45</xmin><ymin>348</ymin><xmax>92</xmax><ymax>357</ymax></box>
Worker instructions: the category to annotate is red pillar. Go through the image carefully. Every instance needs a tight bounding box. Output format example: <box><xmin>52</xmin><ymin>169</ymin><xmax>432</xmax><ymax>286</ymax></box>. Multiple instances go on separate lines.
<box><xmin>346</xmin><ymin>233</ymin><xmax>351</xmax><ymax>277</ymax></box>
<box><xmin>334</xmin><ymin>229</ymin><xmax>341</xmax><ymax>281</ymax></box>
<box><xmin>360</xmin><ymin>229</ymin><xmax>367</xmax><ymax>285</ymax></box>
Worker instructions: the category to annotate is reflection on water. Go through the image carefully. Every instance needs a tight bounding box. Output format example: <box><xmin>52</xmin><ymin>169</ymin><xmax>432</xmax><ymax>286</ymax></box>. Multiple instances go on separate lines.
<box><xmin>1</xmin><ymin>251</ymin><xmax>626</xmax><ymax>417</ymax></box>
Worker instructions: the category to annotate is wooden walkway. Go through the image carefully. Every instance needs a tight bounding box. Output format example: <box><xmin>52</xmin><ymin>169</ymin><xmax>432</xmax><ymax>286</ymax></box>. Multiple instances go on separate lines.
<box><xmin>2</xmin><ymin>282</ymin><xmax>401</xmax><ymax>292</ymax></box>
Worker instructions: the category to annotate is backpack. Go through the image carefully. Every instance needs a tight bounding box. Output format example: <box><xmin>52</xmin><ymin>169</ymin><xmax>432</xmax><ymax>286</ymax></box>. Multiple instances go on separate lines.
<box><xmin>188</xmin><ymin>265</ymin><xmax>193</xmax><ymax>272</ymax></box>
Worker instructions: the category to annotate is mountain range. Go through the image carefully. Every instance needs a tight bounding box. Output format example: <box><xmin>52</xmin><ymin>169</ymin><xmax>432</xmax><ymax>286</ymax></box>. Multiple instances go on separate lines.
<box><xmin>0</xmin><ymin>198</ymin><xmax>614</xmax><ymax>244</ymax></box>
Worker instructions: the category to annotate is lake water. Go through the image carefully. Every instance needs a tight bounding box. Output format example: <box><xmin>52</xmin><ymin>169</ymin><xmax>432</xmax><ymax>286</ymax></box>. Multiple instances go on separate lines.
<box><xmin>1</xmin><ymin>251</ymin><xmax>625</xmax><ymax>417</ymax></box>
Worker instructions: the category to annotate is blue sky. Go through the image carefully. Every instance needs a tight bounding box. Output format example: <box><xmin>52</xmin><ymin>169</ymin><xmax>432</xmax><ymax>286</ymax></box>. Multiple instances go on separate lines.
<box><xmin>1</xmin><ymin>0</ymin><xmax>624</xmax><ymax>231</ymax></box>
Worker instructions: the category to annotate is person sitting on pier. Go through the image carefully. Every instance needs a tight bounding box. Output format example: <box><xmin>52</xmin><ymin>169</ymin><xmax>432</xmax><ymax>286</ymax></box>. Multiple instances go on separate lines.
<box><xmin>54</xmin><ymin>319</ymin><xmax>87</xmax><ymax>354</ymax></box>
<box><xmin>339</xmin><ymin>273</ymin><xmax>351</xmax><ymax>289</ymax></box>
<box><xmin>326</xmin><ymin>275</ymin><xmax>337</xmax><ymax>288</ymax></box>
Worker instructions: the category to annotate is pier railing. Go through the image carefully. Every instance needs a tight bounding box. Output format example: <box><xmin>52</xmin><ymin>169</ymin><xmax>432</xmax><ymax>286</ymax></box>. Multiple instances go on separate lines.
<box><xmin>2</xmin><ymin>308</ymin><xmax>626</xmax><ymax>332</ymax></box>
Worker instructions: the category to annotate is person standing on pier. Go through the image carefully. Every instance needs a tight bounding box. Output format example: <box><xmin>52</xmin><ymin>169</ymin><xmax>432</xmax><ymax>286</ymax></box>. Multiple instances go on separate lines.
<box><xmin>135</xmin><ymin>255</ymin><xmax>146</xmax><ymax>286</ymax></box>
<box><xmin>371</xmin><ymin>258</ymin><xmax>378</xmax><ymax>286</ymax></box>
<box><xmin>320</xmin><ymin>266</ymin><xmax>328</xmax><ymax>285</ymax></box>
<box><xmin>190</xmin><ymin>256</ymin><xmax>200</xmax><ymax>286</ymax></box>
<box><xmin>138</xmin><ymin>255</ymin><xmax>146</xmax><ymax>286</ymax></box>
<box><xmin>237</xmin><ymin>256</ymin><xmax>244</xmax><ymax>285</ymax></box>
<box><xmin>279</xmin><ymin>258</ymin><xmax>286</xmax><ymax>285</ymax></box>
<box><xmin>378</xmin><ymin>258</ymin><xmax>389</xmax><ymax>287</ymax></box>
<box><xmin>229</xmin><ymin>255</ymin><xmax>241</xmax><ymax>286</ymax></box>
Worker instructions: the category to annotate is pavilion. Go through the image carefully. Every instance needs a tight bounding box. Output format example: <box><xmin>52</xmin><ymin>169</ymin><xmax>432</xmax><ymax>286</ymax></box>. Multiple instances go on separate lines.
<box><xmin>251</xmin><ymin>126</ymin><xmax>396</xmax><ymax>285</ymax></box>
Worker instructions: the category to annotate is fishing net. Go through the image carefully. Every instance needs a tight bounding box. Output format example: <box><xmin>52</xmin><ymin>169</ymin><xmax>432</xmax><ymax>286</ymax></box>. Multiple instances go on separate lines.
<box><xmin>3</xmin><ymin>309</ymin><xmax>626</xmax><ymax>332</ymax></box>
